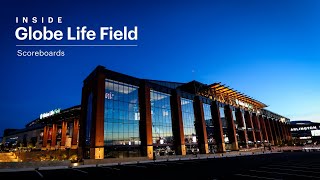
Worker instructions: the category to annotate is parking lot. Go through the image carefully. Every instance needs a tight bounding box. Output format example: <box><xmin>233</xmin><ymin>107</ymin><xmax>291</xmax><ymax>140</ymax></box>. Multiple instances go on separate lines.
<box><xmin>1</xmin><ymin>152</ymin><xmax>320</xmax><ymax>179</ymax></box>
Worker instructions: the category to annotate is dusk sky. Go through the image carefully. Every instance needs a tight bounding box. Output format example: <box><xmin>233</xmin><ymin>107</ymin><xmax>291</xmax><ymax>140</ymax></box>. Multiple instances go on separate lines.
<box><xmin>0</xmin><ymin>0</ymin><xmax>319</xmax><ymax>136</ymax></box>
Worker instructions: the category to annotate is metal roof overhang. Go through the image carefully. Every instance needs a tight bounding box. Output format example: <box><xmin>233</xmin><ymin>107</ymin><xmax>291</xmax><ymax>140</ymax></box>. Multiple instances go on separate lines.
<box><xmin>202</xmin><ymin>82</ymin><xmax>267</xmax><ymax>109</ymax></box>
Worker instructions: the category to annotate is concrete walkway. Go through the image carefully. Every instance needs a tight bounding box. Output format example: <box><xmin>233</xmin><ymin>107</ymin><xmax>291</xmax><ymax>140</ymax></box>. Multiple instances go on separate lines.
<box><xmin>0</xmin><ymin>147</ymin><xmax>279</xmax><ymax>171</ymax></box>
<box><xmin>0</xmin><ymin>152</ymin><xmax>18</xmax><ymax>163</ymax></box>
<box><xmin>0</xmin><ymin>146</ymin><xmax>312</xmax><ymax>171</ymax></box>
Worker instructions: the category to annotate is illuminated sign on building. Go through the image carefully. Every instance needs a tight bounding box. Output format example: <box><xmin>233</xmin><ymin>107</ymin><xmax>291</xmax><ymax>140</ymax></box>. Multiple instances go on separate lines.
<box><xmin>40</xmin><ymin>108</ymin><xmax>61</xmax><ymax>119</ymax></box>
<box><xmin>291</xmin><ymin>126</ymin><xmax>319</xmax><ymax>131</ymax></box>
<box><xmin>235</xmin><ymin>99</ymin><xmax>253</xmax><ymax>109</ymax></box>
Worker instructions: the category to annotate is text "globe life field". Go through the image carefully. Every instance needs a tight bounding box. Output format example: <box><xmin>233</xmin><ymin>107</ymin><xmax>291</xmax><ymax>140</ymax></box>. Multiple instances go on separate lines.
<box><xmin>15</xmin><ymin>26</ymin><xmax>138</xmax><ymax>41</ymax></box>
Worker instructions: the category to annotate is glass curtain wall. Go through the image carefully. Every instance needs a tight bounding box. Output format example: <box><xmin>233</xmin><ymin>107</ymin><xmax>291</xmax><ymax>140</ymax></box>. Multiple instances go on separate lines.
<box><xmin>181</xmin><ymin>98</ymin><xmax>198</xmax><ymax>154</ymax></box>
<box><xmin>104</xmin><ymin>79</ymin><xmax>141</xmax><ymax>158</ymax></box>
<box><xmin>150</xmin><ymin>90</ymin><xmax>174</xmax><ymax>156</ymax></box>
<box><xmin>203</xmin><ymin>103</ymin><xmax>216</xmax><ymax>153</ymax></box>
<box><xmin>241</xmin><ymin>109</ymin><xmax>246</xmax><ymax>129</ymax></box>
<box><xmin>220</xmin><ymin>106</ymin><xmax>233</xmax><ymax>150</ymax></box>
<box><xmin>232</xmin><ymin>108</ymin><xmax>240</xmax><ymax>146</ymax></box>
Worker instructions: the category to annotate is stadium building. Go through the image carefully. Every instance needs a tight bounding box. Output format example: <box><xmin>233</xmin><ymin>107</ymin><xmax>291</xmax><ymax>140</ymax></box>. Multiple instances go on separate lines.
<box><xmin>2</xmin><ymin>66</ymin><xmax>292</xmax><ymax>160</ymax></box>
<box><xmin>290</xmin><ymin>120</ymin><xmax>320</xmax><ymax>145</ymax></box>
<box><xmin>79</xmin><ymin>66</ymin><xmax>291</xmax><ymax>159</ymax></box>
<box><xmin>2</xmin><ymin>106</ymin><xmax>80</xmax><ymax>151</ymax></box>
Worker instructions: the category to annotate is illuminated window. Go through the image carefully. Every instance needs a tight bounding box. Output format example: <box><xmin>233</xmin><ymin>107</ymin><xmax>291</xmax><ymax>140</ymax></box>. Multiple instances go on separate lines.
<box><xmin>203</xmin><ymin>103</ymin><xmax>215</xmax><ymax>144</ymax></box>
<box><xmin>104</xmin><ymin>79</ymin><xmax>140</xmax><ymax>146</ymax></box>
<box><xmin>181</xmin><ymin>98</ymin><xmax>197</xmax><ymax>144</ymax></box>
<box><xmin>150</xmin><ymin>90</ymin><xmax>173</xmax><ymax>145</ymax></box>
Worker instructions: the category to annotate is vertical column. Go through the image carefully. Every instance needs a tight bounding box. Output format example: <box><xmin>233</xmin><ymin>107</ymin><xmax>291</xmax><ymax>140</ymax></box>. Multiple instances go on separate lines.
<box><xmin>289</xmin><ymin>124</ymin><xmax>292</xmax><ymax>138</ymax></box>
<box><xmin>210</xmin><ymin>101</ymin><xmax>226</xmax><ymax>152</ymax></box>
<box><xmin>235</xmin><ymin>108</ymin><xmax>248</xmax><ymax>149</ymax></box>
<box><xmin>270</xmin><ymin>119</ymin><xmax>279</xmax><ymax>145</ymax></box>
<box><xmin>265</xmin><ymin>117</ymin><xmax>274</xmax><ymax>145</ymax></box>
<box><xmin>60</xmin><ymin>121</ymin><xmax>67</xmax><ymax>149</ymax></box>
<box><xmin>79</xmin><ymin>84</ymin><xmax>89</xmax><ymax>159</ymax></box>
<box><xmin>139</xmin><ymin>81</ymin><xmax>153</xmax><ymax>159</ymax></box>
<box><xmin>224</xmin><ymin>105</ymin><xmax>239</xmax><ymax>151</ymax></box>
<box><xmin>275</xmin><ymin>120</ymin><xmax>282</xmax><ymax>144</ymax></box>
<box><xmin>42</xmin><ymin>126</ymin><xmax>49</xmax><ymax>150</ymax></box>
<box><xmin>277</xmin><ymin>121</ymin><xmax>284</xmax><ymax>144</ymax></box>
<box><xmin>284</xmin><ymin>124</ymin><xmax>288</xmax><ymax>140</ymax></box>
<box><xmin>281</xmin><ymin>122</ymin><xmax>287</xmax><ymax>142</ymax></box>
<box><xmin>282</xmin><ymin>123</ymin><xmax>286</xmax><ymax>141</ymax></box>
<box><xmin>89</xmin><ymin>70</ymin><xmax>105</xmax><ymax>159</ymax></box>
<box><xmin>275</xmin><ymin>120</ymin><xmax>282</xmax><ymax>145</ymax></box>
<box><xmin>79</xmin><ymin>66</ymin><xmax>106</xmax><ymax>159</ymax></box>
<box><xmin>244</xmin><ymin>111</ymin><xmax>256</xmax><ymax>147</ymax></box>
<box><xmin>259</xmin><ymin>115</ymin><xmax>268</xmax><ymax>143</ymax></box>
<box><xmin>287</xmin><ymin>124</ymin><xmax>292</xmax><ymax>140</ymax></box>
<box><xmin>193</xmin><ymin>96</ymin><xmax>209</xmax><ymax>154</ymax></box>
<box><xmin>252</xmin><ymin>113</ymin><xmax>263</xmax><ymax>145</ymax></box>
<box><xmin>283</xmin><ymin>123</ymin><xmax>287</xmax><ymax>141</ymax></box>
<box><xmin>211</xmin><ymin>101</ymin><xmax>226</xmax><ymax>153</ymax></box>
<box><xmin>170</xmin><ymin>90</ymin><xmax>186</xmax><ymax>155</ymax></box>
<box><xmin>71</xmin><ymin>119</ymin><xmax>79</xmax><ymax>149</ymax></box>
<box><xmin>50</xmin><ymin>124</ymin><xmax>57</xmax><ymax>150</ymax></box>
<box><xmin>286</xmin><ymin>124</ymin><xmax>292</xmax><ymax>140</ymax></box>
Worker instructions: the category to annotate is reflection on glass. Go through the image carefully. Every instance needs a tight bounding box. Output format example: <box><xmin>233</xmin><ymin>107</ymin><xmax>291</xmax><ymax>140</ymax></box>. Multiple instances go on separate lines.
<box><xmin>67</xmin><ymin>123</ymin><xmax>73</xmax><ymax>138</ymax></box>
<box><xmin>104</xmin><ymin>79</ymin><xmax>140</xmax><ymax>147</ymax></box>
<box><xmin>220</xmin><ymin>106</ymin><xmax>229</xmax><ymax>143</ymax></box>
<box><xmin>181</xmin><ymin>98</ymin><xmax>197</xmax><ymax>144</ymax></box>
<box><xmin>232</xmin><ymin>110</ymin><xmax>238</xmax><ymax>129</ymax></box>
<box><xmin>203</xmin><ymin>103</ymin><xmax>215</xmax><ymax>145</ymax></box>
<box><xmin>151</xmin><ymin>90</ymin><xmax>175</xmax><ymax>156</ymax></box>
<box><xmin>150</xmin><ymin>90</ymin><xmax>173</xmax><ymax>145</ymax></box>
<box><xmin>219</xmin><ymin>107</ymin><xmax>226</xmax><ymax>128</ymax></box>
<box><xmin>241</xmin><ymin>109</ymin><xmax>246</xmax><ymax>129</ymax></box>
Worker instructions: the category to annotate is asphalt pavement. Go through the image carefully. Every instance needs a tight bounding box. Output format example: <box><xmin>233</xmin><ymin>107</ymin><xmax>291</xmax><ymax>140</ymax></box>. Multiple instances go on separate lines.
<box><xmin>1</xmin><ymin>151</ymin><xmax>320</xmax><ymax>179</ymax></box>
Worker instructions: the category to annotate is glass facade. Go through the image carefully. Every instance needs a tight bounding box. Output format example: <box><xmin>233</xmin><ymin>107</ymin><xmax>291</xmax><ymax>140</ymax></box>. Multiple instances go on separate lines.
<box><xmin>241</xmin><ymin>109</ymin><xmax>246</xmax><ymax>129</ymax></box>
<box><xmin>150</xmin><ymin>90</ymin><xmax>175</xmax><ymax>156</ymax></box>
<box><xmin>232</xmin><ymin>108</ymin><xmax>240</xmax><ymax>143</ymax></box>
<box><xmin>104</xmin><ymin>79</ymin><xmax>141</xmax><ymax>158</ymax></box>
<box><xmin>57</xmin><ymin>126</ymin><xmax>62</xmax><ymax>140</ymax></box>
<box><xmin>232</xmin><ymin>109</ymin><xmax>238</xmax><ymax>129</ymax></box>
<box><xmin>220</xmin><ymin>107</ymin><xmax>226</xmax><ymax>128</ymax></box>
<box><xmin>67</xmin><ymin>123</ymin><xmax>73</xmax><ymax>138</ymax></box>
<box><xmin>181</xmin><ymin>98</ymin><xmax>198</xmax><ymax>154</ymax></box>
<box><xmin>246</xmin><ymin>112</ymin><xmax>253</xmax><ymax>130</ymax></box>
<box><xmin>219</xmin><ymin>106</ymin><xmax>230</xmax><ymax>144</ymax></box>
<box><xmin>203</xmin><ymin>103</ymin><xmax>216</xmax><ymax>153</ymax></box>
<box><xmin>148</xmin><ymin>80</ymin><xmax>184</xmax><ymax>89</ymax></box>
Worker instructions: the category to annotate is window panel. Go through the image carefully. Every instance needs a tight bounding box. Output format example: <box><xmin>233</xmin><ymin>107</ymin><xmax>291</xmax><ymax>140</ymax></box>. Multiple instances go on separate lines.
<box><xmin>104</xmin><ymin>79</ymin><xmax>140</xmax><ymax>146</ymax></box>
<box><xmin>181</xmin><ymin>98</ymin><xmax>197</xmax><ymax>145</ymax></box>
<box><xmin>150</xmin><ymin>90</ymin><xmax>173</xmax><ymax>145</ymax></box>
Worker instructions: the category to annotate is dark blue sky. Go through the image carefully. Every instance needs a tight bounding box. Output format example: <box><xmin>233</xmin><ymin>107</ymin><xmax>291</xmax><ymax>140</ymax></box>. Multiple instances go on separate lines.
<box><xmin>0</xmin><ymin>0</ymin><xmax>319</xmax><ymax>136</ymax></box>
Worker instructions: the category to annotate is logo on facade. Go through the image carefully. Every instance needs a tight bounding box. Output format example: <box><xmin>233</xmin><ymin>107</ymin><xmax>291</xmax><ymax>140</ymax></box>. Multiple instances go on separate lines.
<box><xmin>235</xmin><ymin>99</ymin><xmax>253</xmax><ymax>109</ymax></box>
<box><xmin>105</xmin><ymin>92</ymin><xmax>114</xmax><ymax>99</ymax></box>
<box><xmin>291</xmin><ymin>126</ymin><xmax>318</xmax><ymax>131</ymax></box>
<box><xmin>40</xmin><ymin>108</ymin><xmax>61</xmax><ymax>119</ymax></box>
